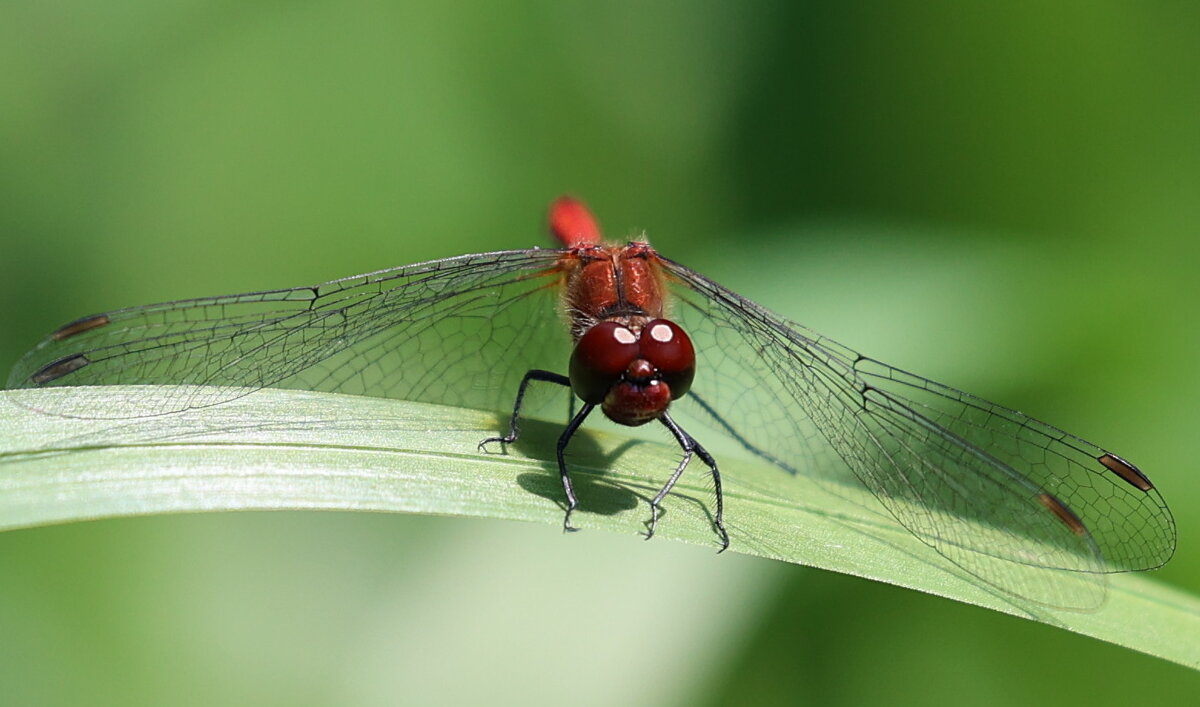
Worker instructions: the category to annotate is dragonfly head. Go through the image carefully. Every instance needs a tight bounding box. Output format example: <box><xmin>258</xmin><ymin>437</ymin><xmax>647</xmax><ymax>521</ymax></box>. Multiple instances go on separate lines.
<box><xmin>568</xmin><ymin>318</ymin><xmax>695</xmax><ymax>426</ymax></box>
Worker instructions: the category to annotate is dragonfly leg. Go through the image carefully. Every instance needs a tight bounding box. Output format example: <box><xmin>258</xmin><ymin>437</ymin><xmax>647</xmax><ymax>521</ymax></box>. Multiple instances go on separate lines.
<box><xmin>657</xmin><ymin>412</ymin><xmax>730</xmax><ymax>552</ymax></box>
<box><xmin>645</xmin><ymin>444</ymin><xmax>693</xmax><ymax>541</ymax></box>
<box><xmin>481</xmin><ymin>368</ymin><xmax>592</xmax><ymax>534</ymax></box>
<box><xmin>478</xmin><ymin>369</ymin><xmax>571</xmax><ymax>451</ymax></box>
<box><xmin>556</xmin><ymin>403</ymin><xmax>595</xmax><ymax>532</ymax></box>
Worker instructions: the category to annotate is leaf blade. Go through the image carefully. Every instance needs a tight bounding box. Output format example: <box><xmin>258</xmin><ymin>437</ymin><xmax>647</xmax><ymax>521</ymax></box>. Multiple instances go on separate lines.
<box><xmin>1</xmin><ymin>386</ymin><xmax>1196</xmax><ymax>669</ymax></box>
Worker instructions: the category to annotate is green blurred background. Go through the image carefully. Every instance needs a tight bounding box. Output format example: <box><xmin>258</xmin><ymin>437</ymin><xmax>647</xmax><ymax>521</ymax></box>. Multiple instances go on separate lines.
<box><xmin>2</xmin><ymin>1</ymin><xmax>1198</xmax><ymax>704</ymax></box>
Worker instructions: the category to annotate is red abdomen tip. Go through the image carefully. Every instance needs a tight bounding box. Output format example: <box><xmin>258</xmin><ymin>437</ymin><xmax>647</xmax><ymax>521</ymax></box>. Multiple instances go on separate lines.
<box><xmin>549</xmin><ymin>196</ymin><xmax>602</xmax><ymax>247</ymax></box>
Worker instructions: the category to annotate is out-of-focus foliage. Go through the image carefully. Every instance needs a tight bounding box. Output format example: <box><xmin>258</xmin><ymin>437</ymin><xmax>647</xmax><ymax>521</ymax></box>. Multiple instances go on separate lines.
<box><xmin>1</xmin><ymin>2</ymin><xmax>1197</xmax><ymax>705</ymax></box>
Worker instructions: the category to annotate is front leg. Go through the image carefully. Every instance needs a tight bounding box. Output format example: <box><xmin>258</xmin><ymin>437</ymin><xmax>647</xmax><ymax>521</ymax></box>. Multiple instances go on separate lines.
<box><xmin>478</xmin><ymin>369</ymin><xmax>572</xmax><ymax>451</ymax></box>
<box><xmin>556</xmin><ymin>403</ymin><xmax>595</xmax><ymax>532</ymax></box>
<box><xmin>479</xmin><ymin>369</ymin><xmax>593</xmax><ymax>533</ymax></box>
<box><xmin>654</xmin><ymin>412</ymin><xmax>730</xmax><ymax>552</ymax></box>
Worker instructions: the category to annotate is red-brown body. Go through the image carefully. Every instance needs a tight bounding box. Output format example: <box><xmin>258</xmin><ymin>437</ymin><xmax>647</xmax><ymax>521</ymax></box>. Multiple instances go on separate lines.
<box><xmin>556</xmin><ymin>242</ymin><xmax>668</xmax><ymax>342</ymax></box>
<box><xmin>545</xmin><ymin>198</ymin><xmax>695</xmax><ymax>427</ymax></box>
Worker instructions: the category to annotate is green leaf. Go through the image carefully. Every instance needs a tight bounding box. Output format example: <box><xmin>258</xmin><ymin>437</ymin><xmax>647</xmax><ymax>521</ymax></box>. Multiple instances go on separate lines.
<box><xmin>2</xmin><ymin>386</ymin><xmax>1196</xmax><ymax>669</ymax></box>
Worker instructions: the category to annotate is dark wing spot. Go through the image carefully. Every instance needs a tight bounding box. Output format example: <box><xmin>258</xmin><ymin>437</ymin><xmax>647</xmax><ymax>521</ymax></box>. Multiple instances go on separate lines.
<box><xmin>51</xmin><ymin>314</ymin><xmax>111</xmax><ymax>341</ymax></box>
<box><xmin>1038</xmin><ymin>493</ymin><xmax>1088</xmax><ymax>536</ymax></box>
<box><xmin>1098</xmin><ymin>453</ymin><xmax>1153</xmax><ymax>492</ymax></box>
<box><xmin>31</xmin><ymin>354</ymin><xmax>91</xmax><ymax>384</ymax></box>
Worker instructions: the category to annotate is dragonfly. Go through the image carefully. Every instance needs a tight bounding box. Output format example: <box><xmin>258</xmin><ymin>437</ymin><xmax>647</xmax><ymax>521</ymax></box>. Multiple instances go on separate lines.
<box><xmin>7</xmin><ymin>197</ymin><xmax>1176</xmax><ymax>608</ymax></box>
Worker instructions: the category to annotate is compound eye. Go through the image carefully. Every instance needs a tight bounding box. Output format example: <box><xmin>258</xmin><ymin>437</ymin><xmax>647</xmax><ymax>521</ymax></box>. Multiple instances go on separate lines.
<box><xmin>639</xmin><ymin>319</ymin><xmax>695</xmax><ymax>399</ymax></box>
<box><xmin>569</xmin><ymin>321</ymin><xmax>639</xmax><ymax>404</ymax></box>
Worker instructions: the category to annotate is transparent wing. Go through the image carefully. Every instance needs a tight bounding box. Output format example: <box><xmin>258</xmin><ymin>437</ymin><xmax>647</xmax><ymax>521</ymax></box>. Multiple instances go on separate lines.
<box><xmin>8</xmin><ymin>249</ymin><xmax>570</xmax><ymax>419</ymax></box>
<box><xmin>8</xmin><ymin>241</ymin><xmax>1176</xmax><ymax>608</ymax></box>
<box><xmin>660</xmin><ymin>256</ymin><xmax>1175</xmax><ymax>608</ymax></box>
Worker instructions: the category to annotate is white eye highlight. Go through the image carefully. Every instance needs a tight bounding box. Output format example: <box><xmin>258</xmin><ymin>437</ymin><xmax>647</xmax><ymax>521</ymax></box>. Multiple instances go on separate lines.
<box><xmin>613</xmin><ymin>327</ymin><xmax>637</xmax><ymax>345</ymax></box>
<box><xmin>648</xmin><ymin>323</ymin><xmax>673</xmax><ymax>343</ymax></box>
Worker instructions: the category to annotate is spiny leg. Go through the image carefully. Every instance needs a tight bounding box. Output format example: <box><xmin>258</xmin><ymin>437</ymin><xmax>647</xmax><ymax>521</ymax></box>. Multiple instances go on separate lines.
<box><xmin>478</xmin><ymin>368</ymin><xmax>589</xmax><ymax>533</ymax></box>
<box><xmin>557</xmin><ymin>403</ymin><xmax>595</xmax><ymax>532</ymax></box>
<box><xmin>645</xmin><ymin>445</ymin><xmax>693</xmax><ymax>541</ymax></box>
<box><xmin>693</xmin><ymin>439</ymin><xmax>729</xmax><ymax>552</ymax></box>
<box><xmin>478</xmin><ymin>369</ymin><xmax>571</xmax><ymax>450</ymax></box>
<box><xmin>656</xmin><ymin>412</ymin><xmax>730</xmax><ymax>552</ymax></box>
